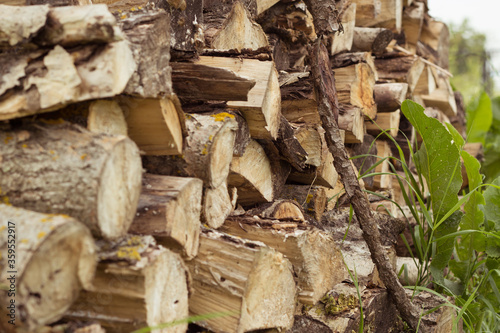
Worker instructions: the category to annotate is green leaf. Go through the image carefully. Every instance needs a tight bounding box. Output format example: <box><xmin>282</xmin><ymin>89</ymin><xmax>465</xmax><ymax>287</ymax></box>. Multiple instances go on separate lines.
<box><xmin>483</xmin><ymin>176</ymin><xmax>500</xmax><ymax>230</ymax></box>
<box><xmin>466</xmin><ymin>92</ymin><xmax>493</xmax><ymax>144</ymax></box>
<box><xmin>446</xmin><ymin>122</ymin><xmax>465</xmax><ymax>149</ymax></box>
<box><xmin>430</xmin><ymin>211</ymin><xmax>464</xmax><ymax>284</ymax></box>
<box><xmin>401</xmin><ymin>100</ymin><xmax>463</xmax><ymax>220</ymax></box>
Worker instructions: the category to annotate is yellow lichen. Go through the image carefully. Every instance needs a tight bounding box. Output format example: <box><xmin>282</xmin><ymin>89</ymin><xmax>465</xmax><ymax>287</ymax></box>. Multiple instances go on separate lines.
<box><xmin>209</xmin><ymin>135</ymin><xmax>213</xmax><ymax>141</ymax></box>
<box><xmin>37</xmin><ymin>231</ymin><xmax>46</xmax><ymax>239</ymax></box>
<box><xmin>117</xmin><ymin>246</ymin><xmax>142</xmax><ymax>261</ymax></box>
<box><xmin>49</xmin><ymin>150</ymin><xmax>55</xmax><ymax>155</ymax></box>
<box><xmin>81</xmin><ymin>154</ymin><xmax>87</xmax><ymax>160</ymax></box>
<box><xmin>40</xmin><ymin>118</ymin><xmax>65</xmax><ymax>125</ymax></box>
<box><xmin>22</xmin><ymin>144</ymin><xmax>28</xmax><ymax>148</ymax></box>
<box><xmin>120</xmin><ymin>14</ymin><xmax>127</xmax><ymax>19</ymax></box>
<box><xmin>4</xmin><ymin>136</ymin><xmax>13</xmax><ymax>144</ymax></box>
<box><xmin>211</xmin><ymin>112</ymin><xmax>235</xmax><ymax>122</ymax></box>
<box><xmin>130</xmin><ymin>7</ymin><xmax>137</xmax><ymax>11</ymax></box>
<box><xmin>306</xmin><ymin>194</ymin><xmax>313</xmax><ymax>204</ymax></box>
<box><xmin>0</xmin><ymin>226</ymin><xmax>5</xmax><ymax>232</ymax></box>
<box><xmin>2</xmin><ymin>196</ymin><xmax>10</xmax><ymax>205</ymax></box>
<box><xmin>20</xmin><ymin>239</ymin><xmax>28</xmax><ymax>244</ymax></box>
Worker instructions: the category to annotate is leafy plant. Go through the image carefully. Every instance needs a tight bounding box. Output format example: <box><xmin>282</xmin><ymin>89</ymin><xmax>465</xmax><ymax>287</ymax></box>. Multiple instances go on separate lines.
<box><xmin>355</xmin><ymin>100</ymin><xmax>500</xmax><ymax>331</ymax></box>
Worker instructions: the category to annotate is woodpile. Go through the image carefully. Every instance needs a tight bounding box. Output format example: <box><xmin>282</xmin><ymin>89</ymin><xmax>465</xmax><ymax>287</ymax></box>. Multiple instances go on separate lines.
<box><xmin>0</xmin><ymin>0</ymin><xmax>465</xmax><ymax>332</ymax></box>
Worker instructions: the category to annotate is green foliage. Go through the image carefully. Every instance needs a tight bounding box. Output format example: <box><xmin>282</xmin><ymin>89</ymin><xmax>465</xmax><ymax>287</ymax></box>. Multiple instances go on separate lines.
<box><xmin>466</xmin><ymin>92</ymin><xmax>493</xmax><ymax>145</ymax></box>
<box><xmin>358</xmin><ymin>100</ymin><xmax>500</xmax><ymax>331</ymax></box>
<box><xmin>483</xmin><ymin>96</ymin><xmax>500</xmax><ymax>182</ymax></box>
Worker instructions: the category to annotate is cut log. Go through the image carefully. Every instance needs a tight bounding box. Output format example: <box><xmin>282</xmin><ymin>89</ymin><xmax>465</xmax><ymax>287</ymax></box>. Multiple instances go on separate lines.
<box><xmin>281</xmin><ymin>73</ymin><xmax>320</xmax><ymax>125</ymax></box>
<box><xmin>154</xmin><ymin>0</ymin><xmax>203</xmax><ymax>60</ymax></box>
<box><xmin>274</xmin><ymin>115</ymin><xmax>308</xmax><ymax>171</ymax></box>
<box><xmin>186</xmin><ymin>229</ymin><xmax>296</xmax><ymax>332</ymax></box>
<box><xmin>128</xmin><ymin>174</ymin><xmax>203</xmax><ymax>259</ymax></box>
<box><xmin>87</xmin><ymin>100</ymin><xmax>128</xmax><ymax>136</ymax></box>
<box><xmin>0</xmin><ymin>4</ymin><xmax>122</xmax><ymax>48</ymax></box>
<box><xmin>170</xmin><ymin>60</ymin><xmax>256</xmax><ymax>101</ymax></box>
<box><xmin>334</xmin><ymin>63</ymin><xmax>377</xmax><ymax>119</ymax></box>
<box><xmin>414</xmin><ymin>64</ymin><xmax>437</xmax><ymax>95</ymax></box>
<box><xmin>372</xmin><ymin>140</ymin><xmax>393</xmax><ymax>190</ymax></box>
<box><xmin>204</xmin><ymin>1</ymin><xmax>269</xmax><ymax>51</ymax></box>
<box><xmin>375</xmin><ymin>54</ymin><xmax>425</xmax><ymax>93</ymax></box>
<box><xmin>228</xmin><ymin>139</ymin><xmax>274</xmax><ymax>204</ymax></box>
<box><xmin>220</xmin><ymin>216</ymin><xmax>346</xmax><ymax>305</ymax></box>
<box><xmin>119</xmin><ymin>6</ymin><xmax>173</xmax><ymax>98</ymax></box>
<box><xmin>0</xmin><ymin>122</ymin><xmax>142</xmax><ymax>239</ymax></box>
<box><xmin>331</xmin><ymin>52</ymin><xmax>377</xmax><ymax>76</ymax></box>
<box><xmin>293</xmin><ymin>125</ymin><xmax>322</xmax><ymax>167</ymax></box>
<box><xmin>419</xmin><ymin>16</ymin><xmax>449</xmax><ymax>69</ymax></box>
<box><xmin>288</xmin><ymin>127</ymin><xmax>339</xmax><ymax>188</ymax></box>
<box><xmin>329</xmin><ymin>3</ymin><xmax>356</xmax><ymax>55</ymax></box>
<box><xmin>280</xmin><ymin>184</ymin><xmax>328</xmax><ymax>222</ymax></box>
<box><xmin>143</xmin><ymin>112</ymin><xmax>237</xmax><ymax>189</ymax></box>
<box><xmin>421</xmin><ymin>77</ymin><xmax>457</xmax><ymax>117</ymax></box>
<box><xmin>66</xmin><ymin>236</ymin><xmax>189</xmax><ymax>333</ymax></box>
<box><xmin>373</xmin><ymin>82</ymin><xmax>408</xmax><ymax>112</ymax></box>
<box><xmin>117</xmin><ymin>96</ymin><xmax>184</xmax><ymax>155</ymax></box>
<box><xmin>0</xmin><ymin>41</ymin><xmax>135</xmax><ymax>120</ymax></box>
<box><xmin>352</xmin><ymin>27</ymin><xmax>394</xmax><ymax>54</ymax></box>
<box><xmin>402</xmin><ymin>2</ymin><xmax>425</xmax><ymax>53</ymax></box>
<box><xmin>338</xmin><ymin>105</ymin><xmax>365</xmax><ymax>143</ymax></box>
<box><xmin>244</xmin><ymin>199</ymin><xmax>305</xmax><ymax>222</ymax></box>
<box><xmin>351</xmin><ymin>0</ymin><xmax>403</xmax><ymax>32</ymax></box>
<box><xmin>202</xmin><ymin>180</ymin><xmax>237</xmax><ymax>229</ymax></box>
<box><xmin>0</xmin><ymin>205</ymin><xmax>96</xmax><ymax>333</ymax></box>
<box><xmin>366</xmin><ymin>109</ymin><xmax>400</xmax><ymax>138</ymax></box>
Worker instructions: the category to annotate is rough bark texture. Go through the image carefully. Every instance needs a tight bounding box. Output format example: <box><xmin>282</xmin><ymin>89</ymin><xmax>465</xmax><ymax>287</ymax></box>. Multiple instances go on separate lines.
<box><xmin>0</xmin><ymin>205</ymin><xmax>96</xmax><ymax>333</ymax></box>
<box><xmin>310</xmin><ymin>40</ymin><xmax>424</xmax><ymax>331</ymax></box>
<box><xmin>0</xmin><ymin>122</ymin><xmax>142</xmax><ymax>240</ymax></box>
<box><xmin>302</xmin><ymin>0</ymin><xmax>340</xmax><ymax>36</ymax></box>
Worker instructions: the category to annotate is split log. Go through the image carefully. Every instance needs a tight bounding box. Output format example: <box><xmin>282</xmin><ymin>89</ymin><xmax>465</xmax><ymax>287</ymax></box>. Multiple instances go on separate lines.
<box><xmin>421</xmin><ymin>77</ymin><xmax>457</xmax><ymax>117</ymax></box>
<box><xmin>324</xmin><ymin>179</ymin><xmax>345</xmax><ymax>211</ymax></box>
<box><xmin>338</xmin><ymin>105</ymin><xmax>365</xmax><ymax>143</ymax></box>
<box><xmin>351</xmin><ymin>0</ymin><xmax>403</xmax><ymax>32</ymax></box>
<box><xmin>204</xmin><ymin>1</ymin><xmax>269</xmax><ymax>51</ymax></box>
<box><xmin>288</xmin><ymin>127</ymin><xmax>339</xmax><ymax>188</ymax></box>
<box><xmin>244</xmin><ymin>199</ymin><xmax>305</xmax><ymax>221</ymax></box>
<box><xmin>0</xmin><ymin>122</ymin><xmax>142</xmax><ymax>239</ymax></box>
<box><xmin>280</xmin><ymin>185</ymin><xmax>328</xmax><ymax>222</ymax></box>
<box><xmin>119</xmin><ymin>6</ymin><xmax>173</xmax><ymax>98</ymax></box>
<box><xmin>202</xmin><ymin>180</ymin><xmax>237</xmax><ymax>229</ymax></box>
<box><xmin>197</xmin><ymin>57</ymin><xmax>281</xmax><ymax>139</ymax></box>
<box><xmin>186</xmin><ymin>229</ymin><xmax>296</xmax><ymax>333</ymax></box>
<box><xmin>374</xmin><ymin>54</ymin><xmax>425</xmax><ymax>93</ymax></box>
<box><xmin>334</xmin><ymin>63</ymin><xmax>377</xmax><ymax>118</ymax></box>
<box><xmin>414</xmin><ymin>65</ymin><xmax>437</xmax><ymax>95</ymax></box>
<box><xmin>366</xmin><ymin>109</ymin><xmax>401</xmax><ymax>138</ymax></box>
<box><xmin>331</xmin><ymin>52</ymin><xmax>377</xmax><ymax>78</ymax></box>
<box><xmin>87</xmin><ymin>100</ymin><xmax>128</xmax><ymax>136</ymax></box>
<box><xmin>419</xmin><ymin>16</ymin><xmax>449</xmax><ymax>69</ymax></box>
<box><xmin>0</xmin><ymin>41</ymin><xmax>135</xmax><ymax>120</ymax></box>
<box><xmin>118</xmin><ymin>96</ymin><xmax>184</xmax><ymax>155</ymax></box>
<box><xmin>143</xmin><ymin>112</ymin><xmax>238</xmax><ymax>189</ymax></box>
<box><xmin>372</xmin><ymin>140</ymin><xmax>393</xmax><ymax>190</ymax></box>
<box><xmin>293</xmin><ymin>125</ymin><xmax>322</xmax><ymax>167</ymax></box>
<box><xmin>351</xmin><ymin>27</ymin><xmax>394</xmax><ymax>54</ymax></box>
<box><xmin>128</xmin><ymin>174</ymin><xmax>203</xmax><ymax>259</ymax></box>
<box><xmin>228</xmin><ymin>139</ymin><xmax>274</xmax><ymax>204</ymax></box>
<box><xmin>66</xmin><ymin>236</ymin><xmax>189</xmax><ymax>333</ymax></box>
<box><xmin>171</xmin><ymin>58</ymin><xmax>256</xmax><ymax>101</ymax></box>
<box><xmin>274</xmin><ymin>115</ymin><xmax>308</xmax><ymax>171</ymax></box>
<box><xmin>0</xmin><ymin>4</ymin><xmax>122</xmax><ymax>49</ymax></box>
<box><xmin>154</xmin><ymin>0</ymin><xmax>203</xmax><ymax>60</ymax></box>
<box><xmin>220</xmin><ymin>216</ymin><xmax>346</xmax><ymax>305</ymax></box>
<box><xmin>328</xmin><ymin>3</ymin><xmax>356</xmax><ymax>55</ymax></box>
<box><xmin>281</xmin><ymin>73</ymin><xmax>320</xmax><ymax>125</ymax></box>
<box><xmin>402</xmin><ymin>2</ymin><xmax>425</xmax><ymax>53</ymax></box>
<box><xmin>373</xmin><ymin>82</ymin><xmax>408</xmax><ymax>112</ymax></box>
<box><xmin>0</xmin><ymin>205</ymin><xmax>96</xmax><ymax>333</ymax></box>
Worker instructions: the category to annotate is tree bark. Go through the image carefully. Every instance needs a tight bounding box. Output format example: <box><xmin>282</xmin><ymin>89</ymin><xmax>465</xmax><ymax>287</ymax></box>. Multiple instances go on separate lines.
<box><xmin>0</xmin><ymin>205</ymin><xmax>96</xmax><ymax>333</ymax></box>
<box><xmin>309</xmin><ymin>40</ymin><xmax>425</xmax><ymax>331</ymax></box>
<box><xmin>0</xmin><ymin>122</ymin><xmax>142</xmax><ymax>240</ymax></box>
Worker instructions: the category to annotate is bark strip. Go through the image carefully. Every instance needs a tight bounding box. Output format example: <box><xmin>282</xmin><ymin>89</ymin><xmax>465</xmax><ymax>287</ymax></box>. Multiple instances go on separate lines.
<box><xmin>309</xmin><ymin>39</ymin><xmax>425</xmax><ymax>332</ymax></box>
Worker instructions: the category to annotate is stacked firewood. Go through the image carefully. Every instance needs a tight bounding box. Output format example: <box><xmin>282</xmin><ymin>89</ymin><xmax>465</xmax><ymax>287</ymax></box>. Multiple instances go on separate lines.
<box><xmin>0</xmin><ymin>0</ymin><xmax>469</xmax><ymax>333</ymax></box>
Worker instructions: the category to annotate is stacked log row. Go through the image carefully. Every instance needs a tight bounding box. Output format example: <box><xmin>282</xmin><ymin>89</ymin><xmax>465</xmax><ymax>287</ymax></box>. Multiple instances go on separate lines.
<box><xmin>0</xmin><ymin>0</ymin><xmax>465</xmax><ymax>332</ymax></box>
